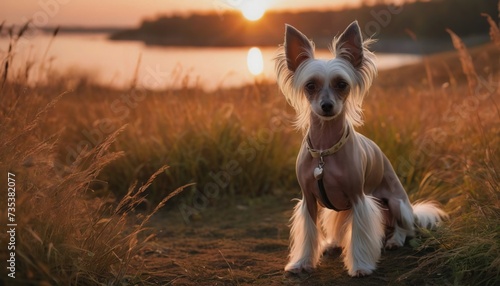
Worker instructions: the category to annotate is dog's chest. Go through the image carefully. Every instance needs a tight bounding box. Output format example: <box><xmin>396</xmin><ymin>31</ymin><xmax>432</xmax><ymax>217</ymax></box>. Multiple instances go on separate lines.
<box><xmin>296</xmin><ymin>147</ymin><xmax>362</xmax><ymax>210</ymax></box>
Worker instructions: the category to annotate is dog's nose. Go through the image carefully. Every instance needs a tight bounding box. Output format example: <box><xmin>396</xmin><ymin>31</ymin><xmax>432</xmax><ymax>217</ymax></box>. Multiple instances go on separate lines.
<box><xmin>321</xmin><ymin>101</ymin><xmax>333</xmax><ymax>113</ymax></box>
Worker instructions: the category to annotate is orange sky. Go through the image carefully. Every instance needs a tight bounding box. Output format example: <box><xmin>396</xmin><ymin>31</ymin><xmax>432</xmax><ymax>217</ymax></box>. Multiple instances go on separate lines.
<box><xmin>0</xmin><ymin>0</ymin><xmax>360</xmax><ymax>27</ymax></box>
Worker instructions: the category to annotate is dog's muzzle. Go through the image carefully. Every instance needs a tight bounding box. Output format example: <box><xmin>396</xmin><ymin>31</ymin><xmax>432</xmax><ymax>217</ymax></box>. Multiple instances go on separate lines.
<box><xmin>320</xmin><ymin>100</ymin><xmax>334</xmax><ymax>114</ymax></box>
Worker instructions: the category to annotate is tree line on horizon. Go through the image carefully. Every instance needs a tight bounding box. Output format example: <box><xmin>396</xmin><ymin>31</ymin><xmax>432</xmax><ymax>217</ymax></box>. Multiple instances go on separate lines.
<box><xmin>109</xmin><ymin>0</ymin><xmax>497</xmax><ymax>52</ymax></box>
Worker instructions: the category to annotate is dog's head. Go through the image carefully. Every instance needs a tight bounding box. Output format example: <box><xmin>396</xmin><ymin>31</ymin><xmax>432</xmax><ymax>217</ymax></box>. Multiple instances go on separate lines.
<box><xmin>275</xmin><ymin>21</ymin><xmax>377</xmax><ymax>131</ymax></box>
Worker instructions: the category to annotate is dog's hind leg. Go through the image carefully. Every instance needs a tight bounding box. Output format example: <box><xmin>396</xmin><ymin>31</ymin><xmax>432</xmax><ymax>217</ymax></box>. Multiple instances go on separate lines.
<box><xmin>342</xmin><ymin>195</ymin><xmax>384</xmax><ymax>277</ymax></box>
<box><xmin>385</xmin><ymin>198</ymin><xmax>414</xmax><ymax>249</ymax></box>
<box><xmin>285</xmin><ymin>195</ymin><xmax>322</xmax><ymax>273</ymax></box>
<box><xmin>378</xmin><ymin>159</ymin><xmax>415</xmax><ymax>249</ymax></box>
<box><xmin>385</xmin><ymin>224</ymin><xmax>408</xmax><ymax>250</ymax></box>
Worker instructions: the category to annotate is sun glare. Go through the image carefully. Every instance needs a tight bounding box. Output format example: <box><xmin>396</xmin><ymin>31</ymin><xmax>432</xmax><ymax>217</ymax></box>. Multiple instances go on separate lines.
<box><xmin>247</xmin><ymin>47</ymin><xmax>264</xmax><ymax>75</ymax></box>
<box><xmin>241</xmin><ymin>0</ymin><xmax>267</xmax><ymax>21</ymax></box>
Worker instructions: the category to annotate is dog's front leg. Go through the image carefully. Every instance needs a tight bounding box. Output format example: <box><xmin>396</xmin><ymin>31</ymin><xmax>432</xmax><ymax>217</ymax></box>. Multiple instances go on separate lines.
<box><xmin>285</xmin><ymin>192</ymin><xmax>322</xmax><ymax>273</ymax></box>
<box><xmin>343</xmin><ymin>194</ymin><xmax>384</xmax><ymax>277</ymax></box>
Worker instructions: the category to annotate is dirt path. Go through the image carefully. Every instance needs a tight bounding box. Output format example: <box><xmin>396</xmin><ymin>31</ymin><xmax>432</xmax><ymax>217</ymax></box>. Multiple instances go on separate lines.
<box><xmin>138</xmin><ymin>196</ymin><xmax>445</xmax><ymax>285</ymax></box>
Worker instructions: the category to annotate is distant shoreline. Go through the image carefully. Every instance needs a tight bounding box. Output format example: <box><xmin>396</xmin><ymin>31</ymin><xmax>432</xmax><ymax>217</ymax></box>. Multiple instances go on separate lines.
<box><xmin>1</xmin><ymin>26</ymin><xmax>491</xmax><ymax>55</ymax></box>
<box><xmin>41</xmin><ymin>29</ymin><xmax>491</xmax><ymax>55</ymax></box>
<box><xmin>3</xmin><ymin>0</ymin><xmax>496</xmax><ymax>55</ymax></box>
<box><xmin>106</xmin><ymin>0</ymin><xmax>496</xmax><ymax>54</ymax></box>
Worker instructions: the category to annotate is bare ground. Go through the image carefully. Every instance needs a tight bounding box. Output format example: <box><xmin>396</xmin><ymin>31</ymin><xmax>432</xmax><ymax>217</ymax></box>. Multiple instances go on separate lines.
<box><xmin>131</xmin><ymin>195</ymin><xmax>450</xmax><ymax>286</ymax></box>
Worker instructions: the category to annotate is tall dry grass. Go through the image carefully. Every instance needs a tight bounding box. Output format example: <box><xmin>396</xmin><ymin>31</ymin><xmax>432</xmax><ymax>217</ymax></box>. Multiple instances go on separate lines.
<box><xmin>405</xmin><ymin>18</ymin><xmax>500</xmax><ymax>285</ymax></box>
<box><xmin>37</xmin><ymin>81</ymin><xmax>300</xmax><ymax>204</ymax></box>
<box><xmin>366</xmin><ymin>14</ymin><xmax>499</xmax><ymax>285</ymax></box>
<box><xmin>0</xmin><ymin>26</ymin><xmax>186</xmax><ymax>285</ymax></box>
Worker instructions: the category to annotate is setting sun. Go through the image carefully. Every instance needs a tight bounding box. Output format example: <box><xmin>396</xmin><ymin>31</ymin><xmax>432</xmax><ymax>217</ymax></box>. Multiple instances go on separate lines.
<box><xmin>247</xmin><ymin>47</ymin><xmax>264</xmax><ymax>75</ymax></box>
<box><xmin>240</xmin><ymin>0</ymin><xmax>267</xmax><ymax>21</ymax></box>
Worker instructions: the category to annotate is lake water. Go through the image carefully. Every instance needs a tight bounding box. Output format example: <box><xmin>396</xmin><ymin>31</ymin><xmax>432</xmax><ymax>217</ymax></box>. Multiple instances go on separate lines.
<box><xmin>0</xmin><ymin>33</ymin><xmax>421</xmax><ymax>91</ymax></box>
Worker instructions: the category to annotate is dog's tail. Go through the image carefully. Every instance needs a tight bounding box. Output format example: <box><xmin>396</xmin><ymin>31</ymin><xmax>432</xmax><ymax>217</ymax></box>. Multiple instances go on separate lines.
<box><xmin>412</xmin><ymin>201</ymin><xmax>448</xmax><ymax>229</ymax></box>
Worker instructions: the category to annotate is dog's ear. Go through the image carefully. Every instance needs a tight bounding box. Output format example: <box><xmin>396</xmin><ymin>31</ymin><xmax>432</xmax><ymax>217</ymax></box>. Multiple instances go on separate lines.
<box><xmin>336</xmin><ymin>21</ymin><xmax>363</xmax><ymax>68</ymax></box>
<box><xmin>285</xmin><ymin>24</ymin><xmax>314</xmax><ymax>72</ymax></box>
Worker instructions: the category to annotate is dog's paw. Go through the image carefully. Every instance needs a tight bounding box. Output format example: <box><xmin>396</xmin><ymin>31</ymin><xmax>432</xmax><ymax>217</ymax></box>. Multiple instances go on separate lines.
<box><xmin>385</xmin><ymin>241</ymin><xmax>401</xmax><ymax>250</ymax></box>
<box><xmin>348</xmin><ymin>268</ymin><xmax>373</xmax><ymax>277</ymax></box>
<box><xmin>284</xmin><ymin>261</ymin><xmax>314</xmax><ymax>274</ymax></box>
<box><xmin>385</xmin><ymin>237</ymin><xmax>404</xmax><ymax>250</ymax></box>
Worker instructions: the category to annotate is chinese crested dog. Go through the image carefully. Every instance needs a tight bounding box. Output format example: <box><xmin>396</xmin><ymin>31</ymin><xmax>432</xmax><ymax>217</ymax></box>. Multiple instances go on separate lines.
<box><xmin>275</xmin><ymin>21</ymin><xmax>447</xmax><ymax>277</ymax></box>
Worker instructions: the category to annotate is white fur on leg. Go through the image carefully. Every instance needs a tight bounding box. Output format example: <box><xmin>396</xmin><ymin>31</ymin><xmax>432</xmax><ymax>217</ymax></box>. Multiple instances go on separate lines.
<box><xmin>385</xmin><ymin>225</ymin><xmax>407</xmax><ymax>249</ymax></box>
<box><xmin>385</xmin><ymin>199</ymin><xmax>414</xmax><ymax>249</ymax></box>
<box><xmin>413</xmin><ymin>201</ymin><xmax>448</xmax><ymax>229</ymax></box>
<box><xmin>342</xmin><ymin>195</ymin><xmax>384</xmax><ymax>277</ymax></box>
<box><xmin>285</xmin><ymin>198</ymin><xmax>323</xmax><ymax>273</ymax></box>
<box><xmin>399</xmin><ymin>199</ymin><xmax>415</xmax><ymax>232</ymax></box>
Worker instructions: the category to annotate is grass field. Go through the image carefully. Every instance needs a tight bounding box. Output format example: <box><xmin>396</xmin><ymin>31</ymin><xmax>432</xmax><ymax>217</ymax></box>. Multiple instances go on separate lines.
<box><xmin>0</xmin><ymin>18</ymin><xmax>499</xmax><ymax>285</ymax></box>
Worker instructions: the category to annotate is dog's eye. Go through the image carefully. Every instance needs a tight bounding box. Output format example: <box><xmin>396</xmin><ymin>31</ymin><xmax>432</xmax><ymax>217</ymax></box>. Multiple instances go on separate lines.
<box><xmin>335</xmin><ymin>81</ymin><xmax>348</xmax><ymax>90</ymax></box>
<box><xmin>305</xmin><ymin>81</ymin><xmax>317</xmax><ymax>93</ymax></box>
